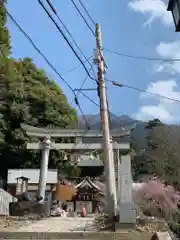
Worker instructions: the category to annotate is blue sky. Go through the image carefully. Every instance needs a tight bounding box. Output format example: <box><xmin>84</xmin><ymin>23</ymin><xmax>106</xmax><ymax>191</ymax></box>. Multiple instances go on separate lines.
<box><xmin>6</xmin><ymin>0</ymin><xmax>180</xmax><ymax>123</ymax></box>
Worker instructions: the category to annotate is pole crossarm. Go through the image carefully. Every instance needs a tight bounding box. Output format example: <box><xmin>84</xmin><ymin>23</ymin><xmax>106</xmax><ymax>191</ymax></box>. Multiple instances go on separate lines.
<box><xmin>21</xmin><ymin>124</ymin><xmax>135</xmax><ymax>138</ymax></box>
<box><xmin>27</xmin><ymin>142</ymin><xmax>130</xmax><ymax>150</ymax></box>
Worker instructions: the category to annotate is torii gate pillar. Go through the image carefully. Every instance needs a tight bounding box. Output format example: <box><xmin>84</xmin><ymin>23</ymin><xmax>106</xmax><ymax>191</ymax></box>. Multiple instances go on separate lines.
<box><xmin>37</xmin><ymin>136</ymin><xmax>51</xmax><ymax>204</ymax></box>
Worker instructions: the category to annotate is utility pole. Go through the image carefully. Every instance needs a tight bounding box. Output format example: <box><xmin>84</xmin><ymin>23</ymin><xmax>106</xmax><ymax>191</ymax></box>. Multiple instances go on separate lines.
<box><xmin>95</xmin><ymin>23</ymin><xmax>117</xmax><ymax>220</ymax></box>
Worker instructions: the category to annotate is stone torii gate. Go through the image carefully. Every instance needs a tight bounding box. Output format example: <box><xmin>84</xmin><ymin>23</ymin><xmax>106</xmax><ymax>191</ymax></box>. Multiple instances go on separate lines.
<box><xmin>21</xmin><ymin>124</ymin><xmax>136</xmax><ymax>224</ymax></box>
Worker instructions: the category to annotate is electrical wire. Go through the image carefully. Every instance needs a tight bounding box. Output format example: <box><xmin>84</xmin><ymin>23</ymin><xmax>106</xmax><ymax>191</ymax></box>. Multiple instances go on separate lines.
<box><xmin>77</xmin><ymin>88</ymin><xmax>130</xmax><ymax>132</ymax></box>
<box><xmin>69</xmin><ymin>0</ymin><xmax>107</xmax><ymax>72</ymax></box>
<box><xmin>109</xmin><ymin>79</ymin><xmax>180</xmax><ymax>103</ymax></box>
<box><xmin>104</xmin><ymin>48</ymin><xmax>180</xmax><ymax>62</ymax></box>
<box><xmin>44</xmin><ymin>0</ymin><xmax>92</xmax><ymax>66</ymax></box>
<box><xmin>38</xmin><ymin>0</ymin><xmax>96</xmax><ymax>81</ymax></box>
<box><xmin>76</xmin><ymin>76</ymin><xmax>88</xmax><ymax>97</ymax></box>
<box><xmin>68</xmin><ymin>58</ymin><xmax>96</xmax><ymax>130</ymax></box>
<box><xmin>70</xmin><ymin>0</ymin><xmax>95</xmax><ymax>37</ymax></box>
<box><xmin>78</xmin><ymin>77</ymin><xmax>180</xmax><ymax>121</ymax></box>
<box><xmin>74</xmin><ymin>76</ymin><xmax>95</xmax><ymax>130</ymax></box>
<box><xmin>43</xmin><ymin>0</ymin><xmax>98</xmax><ymax>80</ymax></box>
<box><xmin>75</xmin><ymin>63</ymin><xmax>94</xmax><ymax>98</ymax></box>
<box><xmin>39</xmin><ymin>0</ymin><xmax>114</xmax><ymax>129</ymax></box>
<box><xmin>45</xmin><ymin>0</ymin><xmax>107</xmax><ymax>72</ymax></box>
<box><xmin>78</xmin><ymin>0</ymin><xmax>96</xmax><ymax>26</ymax></box>
<box><xmin>74</xmin><ymin>96</ymin><xmax>91</xmax><ymax>130</ymax></box>
<box><xmin>72</xmin><ymin>62</ymin><xmax>96</xmax><ymax>130</ymax></box>
<box><xmin>40</xmin><ymin>1</ymin><xmax>95</xmax><ymax>129</ymax></box>
<box><xmin>78</xmin><ymin>89</ymin><xmax>100</xmax><ymax>108</ymax></box>
<box><xmin>62</xmin><ymin>55</ymin><xmax>92</xmax><ymax>77</ymax></box>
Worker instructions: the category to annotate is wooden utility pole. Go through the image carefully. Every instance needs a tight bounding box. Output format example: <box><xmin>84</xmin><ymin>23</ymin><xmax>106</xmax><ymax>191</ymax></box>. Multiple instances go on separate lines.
<box><xmin>95</xmin><ymin>23</ymin><xmax>117</xmax><ymax>219</ymax></box>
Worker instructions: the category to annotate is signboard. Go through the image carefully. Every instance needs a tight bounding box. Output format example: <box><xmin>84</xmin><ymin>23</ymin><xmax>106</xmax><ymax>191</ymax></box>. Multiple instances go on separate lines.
<box><xmin>54</xmin><ymin>184</ymin><xmax>76</xmax><ymax>201</ymax></box>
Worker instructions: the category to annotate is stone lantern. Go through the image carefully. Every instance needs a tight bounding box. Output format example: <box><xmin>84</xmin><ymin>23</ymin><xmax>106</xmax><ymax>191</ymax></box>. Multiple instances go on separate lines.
<box><xmin>16</xmin><ymin>176</ymin><xmax>29</xmax><ymax>195</ymax></box>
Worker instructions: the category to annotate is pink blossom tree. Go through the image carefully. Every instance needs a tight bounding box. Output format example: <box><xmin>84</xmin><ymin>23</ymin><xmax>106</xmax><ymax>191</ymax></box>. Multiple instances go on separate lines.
<box><xmin>134</xmin><ymin>179</ymin><xmax>180</xmax><ymax>220</ymax></box>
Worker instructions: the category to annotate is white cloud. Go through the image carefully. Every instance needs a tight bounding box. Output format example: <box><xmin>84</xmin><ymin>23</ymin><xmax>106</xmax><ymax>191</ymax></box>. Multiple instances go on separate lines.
<box><xmin>133</xmin><ymin>80</ymin><xmax>180</xmax><ymax>122</ymax></box>
<box><xmin>156</xmin><ymin>41</ymin><xmax>180</xmax><ymax>74</ymax></box>
<box><xmin>128</xmin><ymin>0</ymin><xmax>173</xmax><ymax>27</ymax></box>
<box><xmin>134</xmin><ymin>105</ymin><xmax>170</xmax><ymax>121</ymax></box>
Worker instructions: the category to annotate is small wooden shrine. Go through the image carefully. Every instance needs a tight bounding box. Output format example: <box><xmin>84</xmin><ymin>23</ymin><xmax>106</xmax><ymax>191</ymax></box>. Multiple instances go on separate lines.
<box><xmin>72</xmin><ymin>177</ymin><xmax>104</xmax><ymax>213</ymax></box>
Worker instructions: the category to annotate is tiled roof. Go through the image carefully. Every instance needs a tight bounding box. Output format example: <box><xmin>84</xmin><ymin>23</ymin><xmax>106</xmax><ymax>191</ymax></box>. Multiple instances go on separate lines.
<box><xmin>75</xmin><ymin>178</ymin><xmax>101</xmax><ymax>192</ymax></box>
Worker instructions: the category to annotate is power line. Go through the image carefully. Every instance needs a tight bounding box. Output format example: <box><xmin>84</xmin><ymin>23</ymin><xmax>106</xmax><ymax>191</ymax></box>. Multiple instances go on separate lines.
<box><xmin>43</xmin><ymin>0</ymin><xmax>98</xmax><ymax>79</ymax></box>
<box><xmin>40</xmin><ymin>1</ymin><xmax>92</xmax><ymax>130</ymax></box>
<box><xmin>38</xmin><ymin>0</ymin><xmax>95</xmax><ymax>81</ymax></box>
<box><xmin>78</xmin><ymin>0</ymin><xmax>96</xmax><ymax>26</ymax></box>
<box><xmin>104</xmin><ymin>48</ymin><xmax>180</xmax><ymax>62</ymax></box>
<box><xmin>68</xmin><ymin>0</ymin><xmax>107</xmax><ymax>69</ymax></box>
<box><xmin>62</xmin><ymin>55</ymin><xmax>92</xmax><ymax>76</ymax></box>
<box><xmin>71</xmin><ymin>62</ymin><xmax>95</xmax><ymax>130</ymax></box>
<box><xmin>73</xmin><ymin>63</ymin><xmax>95</xmax><ymax>130</ymax></box>
<box><xmin>44</xmin><ymin>0</ymin><xmax>92</xmax><ymax>65</ymax></box>
<box><xmin>74</xmin><ymin>96</ymin><xmax>90</xmax><ymax>130</ymax></box>
<box><xmin>78</xmin><ymin>89</ymin><xmax>100</xmax><ymax>108</ymax></box>
<box><xmin>108</xmin><ymin>79</ymin><xmax>180</xmax><ymax>104</ymax></box>
<box><xmin>70</xmin><ymin>0</ymin><xmax>95</xmax><ymax>37</ymax></box>
<box><xmin>75</xmin><ymin>63</ymin><xmax>94</xmax><ymax>98</ymax></box>
<box><xmin>76</xmin><ymin>77</ymin><xmax>180</xmax><ymax>127</ymax></box>
<box><xmin>77</xmin><ymin>89</ymin><xmax>125</xmax><ymax>129</ymax></box>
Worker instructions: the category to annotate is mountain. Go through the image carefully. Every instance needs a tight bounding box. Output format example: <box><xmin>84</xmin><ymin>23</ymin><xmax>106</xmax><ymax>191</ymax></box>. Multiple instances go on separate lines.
<box><xmin>79</xmin><ymin>114</ymin><xmax>139</xmax><ymax>129</ymax></box>
<box><xmin>79</xmin><ymin>114</ymin><xmax>148</xmax><ymax>150</ymax></box>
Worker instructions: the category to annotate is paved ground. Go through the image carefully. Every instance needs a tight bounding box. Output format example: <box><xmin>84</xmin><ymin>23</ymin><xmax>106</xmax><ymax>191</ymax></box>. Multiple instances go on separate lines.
<box><xmin>17</xmin><ymin>217</ymin><xmax>96</xmax><ymax>232</ymax></box>
<box><xmin>0</xmin><ymin>218</ymin><xmax>36</xmax><ymax>232</ymax></box>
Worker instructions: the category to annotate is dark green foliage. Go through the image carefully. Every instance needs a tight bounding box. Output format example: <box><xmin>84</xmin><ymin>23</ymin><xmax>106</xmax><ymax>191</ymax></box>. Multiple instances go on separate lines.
<box><xmin>145</xmin><ymin>118</ymin><xmax>162</xmax><ymax>129</ymax></box>
<box><xmin>0</xmin><ymin>2</ymin><xmax>79</xmax><ymax>177</ymax></box>
<box><xmin>0</xmin><ymin>1</ymin><xmax>11</xmax><ymax>58</ymax></box>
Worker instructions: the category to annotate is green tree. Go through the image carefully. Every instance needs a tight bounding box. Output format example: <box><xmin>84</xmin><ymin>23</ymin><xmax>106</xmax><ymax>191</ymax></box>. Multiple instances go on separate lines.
<box><xmin>0</xmin><ymin>0</ymin><xmax>11</xmax><ymax>57</ymax></box>
<box><xmin>146</xmin><ymin>123</ymin><xmax>180</xmax><ymax>187</ymax></box>
<box><xmin>0</xmin><ymin>58</ymin><xmax>78</xmax><ymax>175</ymax></box>
<box><xmin>0</xmin><ymin>2</ymin><xmax>79</xmax><ymax>177</ymax></box>
<box><xmin>133</xmin><ymin>119</ymin><xmax>180</xmax><ymax>188</ymax></box>
<box><xmin>132</xmin><ymin>119</ymin><xmax>163</xmax><ymax>181</ymax></box>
